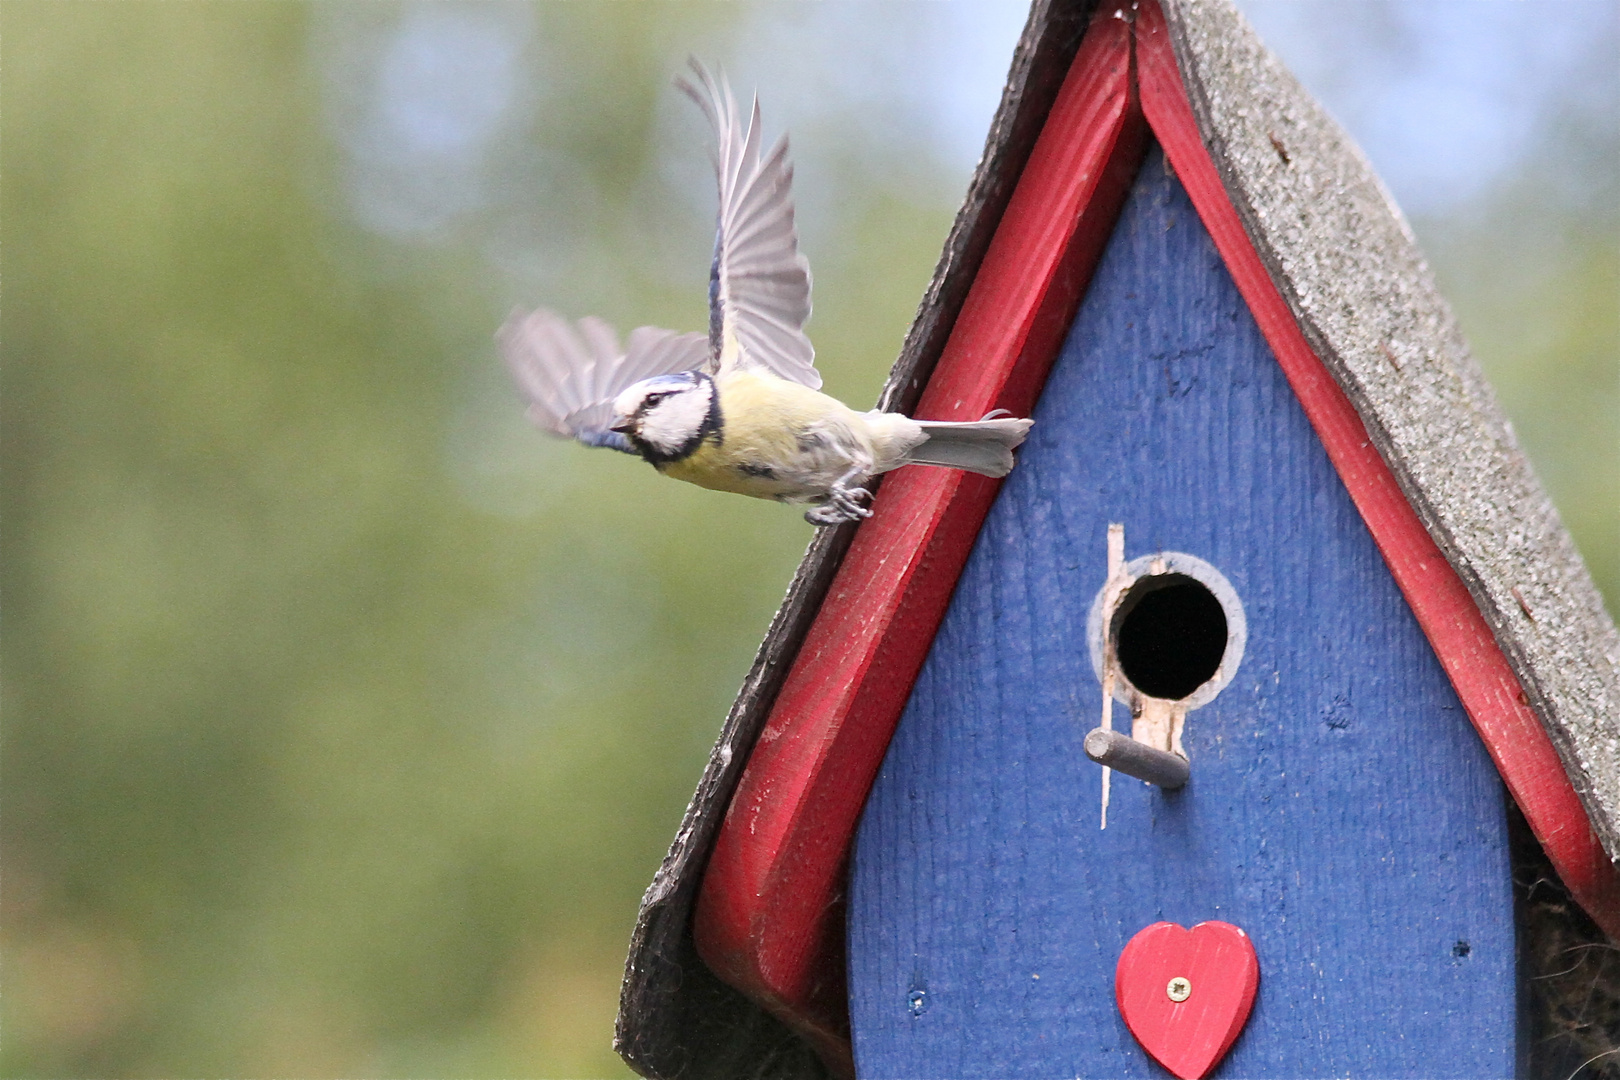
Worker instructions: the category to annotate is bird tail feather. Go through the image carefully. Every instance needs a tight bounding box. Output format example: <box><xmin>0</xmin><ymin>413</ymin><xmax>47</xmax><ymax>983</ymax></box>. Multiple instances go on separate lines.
<box><xmin>905</xmin><ymin>417</ymin><xmax>1034</xmax><ymax>478</ymax></box>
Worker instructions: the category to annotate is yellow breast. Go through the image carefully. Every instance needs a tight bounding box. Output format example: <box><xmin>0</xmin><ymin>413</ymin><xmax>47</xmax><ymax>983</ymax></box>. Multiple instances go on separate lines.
<box><xmin>657</xmin><ymin>370</ymin><xmax>859</xmax><ymax>500</ymax></box>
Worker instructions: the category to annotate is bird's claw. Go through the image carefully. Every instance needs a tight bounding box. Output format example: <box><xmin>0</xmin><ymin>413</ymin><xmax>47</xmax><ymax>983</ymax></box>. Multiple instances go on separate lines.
<box><xmin>804</xmin><ymin>504</ymin><xmax>871</xmax><ymax>526</ymax></box>
<box><xmin>804</xmin><ymin>484</ymin><xmax>872</xmax><ymax>526</ymax></box>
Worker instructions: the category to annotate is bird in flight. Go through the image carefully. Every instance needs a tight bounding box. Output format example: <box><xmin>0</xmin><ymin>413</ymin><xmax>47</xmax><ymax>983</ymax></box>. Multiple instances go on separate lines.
<box><xmin>499</xmin><ymin>59</ymin><xmax>1032</xmax><ymax>526</ymax></box>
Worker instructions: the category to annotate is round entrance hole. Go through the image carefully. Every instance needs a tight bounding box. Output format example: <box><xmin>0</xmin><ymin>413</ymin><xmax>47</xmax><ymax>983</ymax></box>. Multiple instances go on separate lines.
<box><xmin>1112</xmin><ymin>574</ymin><xmax>1228</xmax><ymax>701</ymax></box>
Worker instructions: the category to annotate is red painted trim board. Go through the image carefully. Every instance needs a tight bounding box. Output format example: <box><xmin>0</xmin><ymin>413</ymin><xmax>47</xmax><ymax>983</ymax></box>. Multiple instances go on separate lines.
<box><xmin>1135</xmin><ymin>0</ymin><xmax>1619</xmax><ymax>940</ymax></box>
<box><xmin>693</xmin><ymin>9</ymin><xmax>1147</xmax><ymax>1067</ymax></box>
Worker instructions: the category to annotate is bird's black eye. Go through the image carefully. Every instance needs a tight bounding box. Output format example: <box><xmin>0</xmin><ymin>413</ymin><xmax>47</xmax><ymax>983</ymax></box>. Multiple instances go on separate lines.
<box><xmin>645</xmin><ymin>391</ymin><xmax>672</xmax><ymax>405</ymax></box>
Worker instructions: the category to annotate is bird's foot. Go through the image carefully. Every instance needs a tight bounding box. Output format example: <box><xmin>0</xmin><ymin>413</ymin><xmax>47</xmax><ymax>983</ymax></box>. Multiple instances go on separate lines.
<box><xmin>804</xmin><ymin>500</ymin><xmax>870</xmax><ymax>526</ymax></box>
<box><xmin>804</xmin><ymin>484</ymin><xmax>872</xmax><ymax>526</ymax></box>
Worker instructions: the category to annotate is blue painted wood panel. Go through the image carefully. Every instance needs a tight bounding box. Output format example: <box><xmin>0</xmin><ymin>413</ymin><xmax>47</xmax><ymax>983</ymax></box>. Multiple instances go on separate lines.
<box><xmin>846</xmin><ymin>144</ymin><xmax>1514</xmax><ymax>1078</ymax></box>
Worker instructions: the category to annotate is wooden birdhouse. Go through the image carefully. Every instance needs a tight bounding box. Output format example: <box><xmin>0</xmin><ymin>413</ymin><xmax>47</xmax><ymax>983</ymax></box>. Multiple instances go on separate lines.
<box><xmin>616</xmin><ymin>1</ymin><xmax>1620</xmax><ymax>1077</ymax></box>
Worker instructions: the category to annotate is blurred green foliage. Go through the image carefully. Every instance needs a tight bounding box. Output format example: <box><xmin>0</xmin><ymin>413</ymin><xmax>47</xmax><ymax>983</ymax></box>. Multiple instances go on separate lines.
<box><xmin>1423</xmin><ymin>205</ymin><xmax>1619</xmax><ymax>602</ymax></box>
<box><xmin>2</xmin><ymin>3</ymin><xmax>1613</xmax><ymax>1079</ymax></box>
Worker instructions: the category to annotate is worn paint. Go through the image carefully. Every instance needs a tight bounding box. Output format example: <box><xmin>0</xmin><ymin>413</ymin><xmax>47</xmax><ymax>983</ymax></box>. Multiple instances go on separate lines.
<box><xmin>1099</xmin><ymin>522</ymin><xmax>1128</xmax><ymax>826</ymax></box>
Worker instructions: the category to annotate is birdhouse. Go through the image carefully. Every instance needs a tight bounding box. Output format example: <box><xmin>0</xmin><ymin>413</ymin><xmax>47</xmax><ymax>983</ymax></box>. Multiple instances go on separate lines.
<box><xmin>616</xmin><ymin>1</ymin><xmax>1620</xmax><ymax>1077</ymax></box>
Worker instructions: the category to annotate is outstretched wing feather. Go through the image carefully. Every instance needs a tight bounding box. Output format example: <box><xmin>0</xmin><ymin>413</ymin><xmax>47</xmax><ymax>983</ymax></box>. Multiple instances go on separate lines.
<box><xmin>576</xmin><ymin>316</ymin><xmax>622</xmax><ymax>405</ymax></box>
<box><xmin>498</xmin><ymin>308</ymin><xmax>707</xmax><ymax>445</ymax></box>
<box><xmin>678</xmin><ymin>59</ymin><xmax>819</xmax><ymax>389</ymax></box>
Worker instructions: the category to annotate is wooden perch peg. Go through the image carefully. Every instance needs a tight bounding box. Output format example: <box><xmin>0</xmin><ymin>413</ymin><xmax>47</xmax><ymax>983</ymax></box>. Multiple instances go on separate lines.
<box><xmin>1084</xmin><ymin>727</ymin><xmax>1189</xmax><ymax>789</ymax></box>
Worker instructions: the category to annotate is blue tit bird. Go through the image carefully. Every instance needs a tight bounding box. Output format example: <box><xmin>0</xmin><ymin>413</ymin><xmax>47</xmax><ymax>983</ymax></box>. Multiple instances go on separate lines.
<box><xmin>499</xmin><ymin>59</ymin><xmax>1033</xmax><ymax>526</ymax></box>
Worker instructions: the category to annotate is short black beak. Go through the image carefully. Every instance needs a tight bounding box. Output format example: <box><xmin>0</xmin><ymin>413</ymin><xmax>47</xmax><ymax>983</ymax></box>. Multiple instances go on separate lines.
<box><xmin>609</xmin><ymin>421</ymin><xmax>633</xmax><ymax>434</ymax></box>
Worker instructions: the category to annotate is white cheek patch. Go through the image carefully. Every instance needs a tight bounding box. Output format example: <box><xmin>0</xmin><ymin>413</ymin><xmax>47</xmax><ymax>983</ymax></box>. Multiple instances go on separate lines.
<box><xmin>641</xmin><ymin>384</ymin><xmax>713</xmax><ymax>454</ymax></box>
<box><xmin>613</xmin><ymin>384</ymin><xmax>649</xmax><ymax>419</ymax></box>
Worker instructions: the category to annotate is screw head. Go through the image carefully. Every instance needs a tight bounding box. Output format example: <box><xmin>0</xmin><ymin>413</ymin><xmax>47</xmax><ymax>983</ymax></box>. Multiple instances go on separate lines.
<box><xmin>1166</xmin><ymin>976</ymin><xmax>1192</xmax><ymax>1002</ymax></box>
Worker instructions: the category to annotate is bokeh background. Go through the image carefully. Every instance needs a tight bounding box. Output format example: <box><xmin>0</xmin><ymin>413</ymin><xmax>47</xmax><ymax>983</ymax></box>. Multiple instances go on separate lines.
<box><xmin>4</xmin><ymin>2</ymin><xmax>1615</xmax><ymax>1077</ymax></box>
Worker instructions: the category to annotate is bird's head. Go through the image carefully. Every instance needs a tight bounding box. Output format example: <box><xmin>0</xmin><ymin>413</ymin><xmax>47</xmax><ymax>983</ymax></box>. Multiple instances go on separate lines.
<box><xmin>610</xmin><ymin>371</ymin><xmax>721</xmax><ymax>463</ymax></box>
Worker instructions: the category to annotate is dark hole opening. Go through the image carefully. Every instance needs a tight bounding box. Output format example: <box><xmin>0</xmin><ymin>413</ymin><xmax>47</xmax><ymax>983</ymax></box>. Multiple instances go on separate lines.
<box><xmin>1113</xmin><ymin>574</ymin><xmax>1228</xmax><ymax>701</ymax></box>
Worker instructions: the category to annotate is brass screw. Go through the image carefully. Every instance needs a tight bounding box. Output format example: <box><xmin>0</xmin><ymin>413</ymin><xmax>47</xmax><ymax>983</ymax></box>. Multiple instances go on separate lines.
<box><xmin>1166</xmin><ymin>976</ymin><xmax>1192</xmax><ymax>1002</ymax></box>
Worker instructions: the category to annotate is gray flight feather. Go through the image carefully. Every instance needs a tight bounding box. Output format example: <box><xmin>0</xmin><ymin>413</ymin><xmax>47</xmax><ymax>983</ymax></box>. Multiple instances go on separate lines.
<box><xmin>677</xmin><ymin>59</ymin><xmax>820</xmax><ymax>390</ymax></box>
<box><xmin>498</xmin><ymin>308</ymin><xmax>708</xmax><ymax>451</ymax></box>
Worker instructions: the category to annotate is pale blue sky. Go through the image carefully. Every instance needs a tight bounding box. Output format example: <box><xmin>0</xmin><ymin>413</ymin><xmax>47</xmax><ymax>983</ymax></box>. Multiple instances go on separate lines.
<box><xmin>322</xmin><ymin>1</ymin><xmax>1617</xmax><ymax>241</ymax></box>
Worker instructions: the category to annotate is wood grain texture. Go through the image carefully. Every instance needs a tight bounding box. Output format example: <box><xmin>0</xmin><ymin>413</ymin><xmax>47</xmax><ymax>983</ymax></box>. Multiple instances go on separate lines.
<box><xmin>691</xmin><ymin>8</ymin><xmax>1146</xmax><ymax>1065</ymax></box>
<box><xmin>1138</xmin><ymin>0</ymin><xmax>1620</xmax><ymax>941</ymax></box>
<box><xmin>1115</xmin><ymin>921</ymin><xmax>1259</xmax><ymax>1080</ymax></box>
<box><xmin>847</xmin><ymin>145</ymin><xmax>1517</xmax><ymax>1077</ymax></box>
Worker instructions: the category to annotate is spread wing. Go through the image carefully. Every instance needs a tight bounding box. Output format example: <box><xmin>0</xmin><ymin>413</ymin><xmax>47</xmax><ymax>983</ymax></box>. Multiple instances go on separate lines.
<box><xmin>678</xmin><ymin>60</ymin><xmax>820</xmax><ymax>390</ymax></box>
<box><xmin>498</xmin><ymin>308</ymin><xmax>708</xmax><ymax>451</ymax></box>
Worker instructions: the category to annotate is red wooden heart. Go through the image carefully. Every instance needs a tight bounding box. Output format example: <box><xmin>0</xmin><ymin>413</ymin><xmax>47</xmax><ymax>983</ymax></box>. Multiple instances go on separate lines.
<box><xmin>1115</xmin><ymin>921</ymin><xmax>1259</xmax><ymax>1079</ymax></box>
